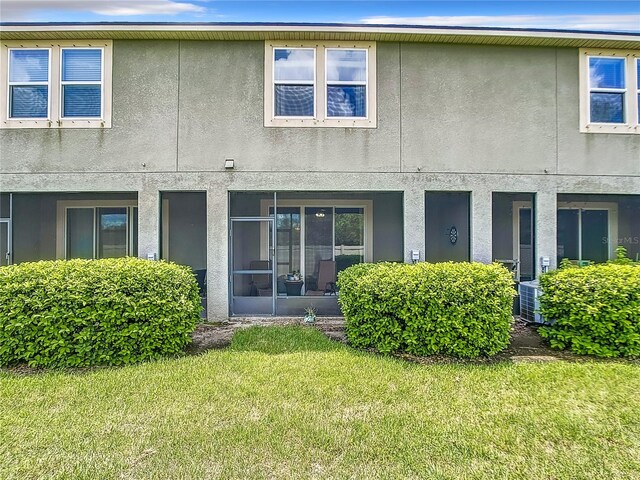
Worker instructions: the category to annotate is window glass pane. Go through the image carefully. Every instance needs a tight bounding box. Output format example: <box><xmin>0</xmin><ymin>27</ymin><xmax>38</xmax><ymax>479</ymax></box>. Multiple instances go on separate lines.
<box><xmin>326</xmin><ymin>49</ymin><xmax>366</xmax><ymax>82</ymax></box>
<box><xmin>275</xmin><ymin>85</ymin><xmax>314</xmax><ymax>116</ymax></box>
<box><xmin>581</xmin><ymin>210</ymin><xmax>609</xmax><ymax>263</ymax></box>
<box><xmin>519</xmin><ymin>208</ymin><xmax>532</xmax><ymax>246</ymax></box>
<box><xmin>62</xmin><ymin>49</ymin><xmax>102</xmax><ymax>82</ymax></box>
<box><xmin>636</xmin><ymin>59</ymin><xmax>640</xmax><ymax>123</ymax></box>
<box><xmin>590</xmin><ymin>92</ymin><xmax>624</xmax><ymax>123</ymax></box>
<box><xmin>9</xmin><ymin>49</ymin><xmax>49</xmax><ymax>82</ymax></box>
<box><xmin>67</xmin><ymin>208</ymin><xmax>94</xmax><ymax>259</ymax></box>
<box><xmin>589</xmin><ymin>57</ymin><xmax>625</xmax><ymax>89</ymax></box>
<box><xmin>131</xmin><ymin>207</ymin><xmax>138</xmax><ymax>257</ymax></box>
<box><xmin>335</xmin><ymin>208</ymin><xmax>364</xmax><ymax>274</ymax></box>
<box><xmin>305</xmin><ymin>207</ymin><xmax>334</xmax><ymax>292</ymax></box>
<box><xmin>274</xmin><ymin>49</ymin><xmax>314</xmax><ymax>81</ymax></box>
<box><xmin>327</xmin><ymin>85</ymin><xmax>366</xmax><ymax>117</ymax></box>
<box><xmin>9</xmin><ymin>85</ymin><xmax>48</xmax><ymax>118</ymax></box>
<box><xmin>557</xmin><ymin>209</ymin><xmax>579</xmax><ymax>265</ymax></box>
<box><xmin>62</xmin><ymin>85</ymin><xmax>101</xmax><ymax>117</ymax></box>
<box><xmin>97</xmin><ymin>208</ymin><xmax>127</xmax><ymax>258</ymax></box>
<box><xmin>273</xmin><ymin>207</ymin><xmax>301</xmax><ymax>280</ymax></box>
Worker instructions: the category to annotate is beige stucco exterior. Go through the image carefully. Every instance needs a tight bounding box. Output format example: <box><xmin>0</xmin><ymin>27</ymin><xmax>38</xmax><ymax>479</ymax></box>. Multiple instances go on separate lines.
<box><xmin>1</xmin><ymin>26</ymin><xmax>639</xmax><ymax>318</ymax></box>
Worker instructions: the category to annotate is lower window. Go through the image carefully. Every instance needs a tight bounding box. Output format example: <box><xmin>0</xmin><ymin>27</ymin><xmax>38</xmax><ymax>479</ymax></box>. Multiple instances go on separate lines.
<box><xmin>64</xmin><ymin>205</ymin><xmax>138</xmax><ymax>259</ymax></box>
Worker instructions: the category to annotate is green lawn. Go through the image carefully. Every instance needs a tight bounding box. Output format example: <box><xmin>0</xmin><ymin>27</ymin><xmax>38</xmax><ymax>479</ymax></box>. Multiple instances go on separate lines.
<box><xmin>1</xmin><ymin>326</ymin><xmax>639</xmax><ymax>479</ymax></box>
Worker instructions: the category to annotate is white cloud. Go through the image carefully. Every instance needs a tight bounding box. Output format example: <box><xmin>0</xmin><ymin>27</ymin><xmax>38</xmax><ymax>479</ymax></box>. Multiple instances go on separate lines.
<box><xmin>0</xmin><ymin>0</ymin><xmax>206</xmax><ymax>21</ymax></box>
<box><xmin>360</xmin><ymin>15</ymin><xmax>640</xmax><ymax>32</ymax></box>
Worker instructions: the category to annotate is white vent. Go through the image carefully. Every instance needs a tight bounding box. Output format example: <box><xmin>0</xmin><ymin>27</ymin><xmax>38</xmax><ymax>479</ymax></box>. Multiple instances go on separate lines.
<box><xmin>519</xmin><ymin>280</ymin><xmax>545</xmax><ymax>324</ymax></box>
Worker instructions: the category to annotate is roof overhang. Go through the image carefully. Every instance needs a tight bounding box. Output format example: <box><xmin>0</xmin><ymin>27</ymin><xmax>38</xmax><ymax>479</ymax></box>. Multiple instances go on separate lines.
<box><xmin>1</xmin><ymin>22</ymin><xmax>639</xmax><ymax>49</ymax></box>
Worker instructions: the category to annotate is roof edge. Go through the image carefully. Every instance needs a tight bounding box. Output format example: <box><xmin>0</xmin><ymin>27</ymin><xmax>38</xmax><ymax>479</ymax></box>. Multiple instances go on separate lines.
<box><xmin>1</xmin><ymin>22</ymin><xmax>639</xmax><ymax>41</ymax></box>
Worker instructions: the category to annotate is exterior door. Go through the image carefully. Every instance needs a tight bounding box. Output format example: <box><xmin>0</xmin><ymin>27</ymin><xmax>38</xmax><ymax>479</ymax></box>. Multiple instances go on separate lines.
<box><xmin>230</xmin><ymin>217</ymin><xmax>275</xmax><ymax>315</ymax></box>
<box><xmin>0</xmin><ymin>220</ymin><xmax>9</xmax><ymax>266</ymax></box>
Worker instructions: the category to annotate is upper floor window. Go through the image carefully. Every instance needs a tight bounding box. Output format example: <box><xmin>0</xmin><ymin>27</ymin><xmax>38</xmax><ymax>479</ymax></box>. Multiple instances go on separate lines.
<box><xmin>8</xmin><ymin>48</ymin><xmax>50</xmax><ymax>119</ymax></box>
<box><xmin>1</xmin><ymin>40</ymin><xmax>112</xmax><ymax>129</ymax></box>
<box><xmin>264</xmin><ymin>41</ymin><xmax>376</xmax><ymax>128</ymax></box>
<box><xmin>580</xmin><ymin>49</ymin><xmax>639</xmax><ymax>134</ymax></box>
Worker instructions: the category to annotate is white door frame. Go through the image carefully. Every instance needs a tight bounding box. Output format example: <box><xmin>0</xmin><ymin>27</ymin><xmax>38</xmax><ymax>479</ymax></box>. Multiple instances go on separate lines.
<box><xmin>511</xmin><ymin>201</ymin><xmax>533</xmax><ymax>281</ymax></box>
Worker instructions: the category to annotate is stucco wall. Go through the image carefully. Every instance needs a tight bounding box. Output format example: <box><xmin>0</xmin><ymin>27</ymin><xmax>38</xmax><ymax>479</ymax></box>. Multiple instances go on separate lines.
<box><xmin>1</xmin><ymin>40</ymin><xmax>638</xmax><ymax>175</ymax></box>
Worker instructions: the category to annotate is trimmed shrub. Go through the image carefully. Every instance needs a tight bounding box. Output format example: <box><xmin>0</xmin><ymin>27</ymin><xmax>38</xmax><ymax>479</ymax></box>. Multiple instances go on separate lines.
<box><xmin>338</xmin><ymin>262</ymin><xmax>515</xmax><ymax>358</ymax></box>
<box><xmin>539</xmin><ymin>264</ymin><xmax>640</xmax><ymax>357</ymax></box>
<box><xmin>0</xmin><ymin>258</ymin><xmax>201</xmax><ymax>367</ymax></box>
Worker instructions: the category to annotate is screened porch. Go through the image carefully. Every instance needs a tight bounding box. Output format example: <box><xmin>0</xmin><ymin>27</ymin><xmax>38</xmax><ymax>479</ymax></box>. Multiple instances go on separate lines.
<box><xmin>229</xmin><ymin>191</ymin><xmax>403</xmax><ymax>316</ymax></box>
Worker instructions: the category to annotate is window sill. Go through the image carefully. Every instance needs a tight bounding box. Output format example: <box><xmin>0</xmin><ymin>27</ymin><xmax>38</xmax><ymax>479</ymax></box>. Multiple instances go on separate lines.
<box><xmin>265</xmin><ymin>117</ymin><xmax>376</xmax><ymax>128</ymax></box>
<box><xmin>1</xmin><ymin>119</ymin><xmax>111</xmax><ymax>129</ymax></box>
<box><xmin>580</xmin><ymin>124</ymin><xmax>639</xmax><ymax>134</ymax></box>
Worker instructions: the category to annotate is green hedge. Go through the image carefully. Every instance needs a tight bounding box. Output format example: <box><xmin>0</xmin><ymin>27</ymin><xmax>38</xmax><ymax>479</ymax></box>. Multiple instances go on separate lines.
<box><xmin>0</xmin><ymin>258</ymin><xmax>201</xmax><ymax>367</ymax></box>
<box><xmin>539</xmin><ymin>264</ymin><xmax>640</xmax><ymax>357</ymax></box>
<box><xmin>338</xmin><ymin>262</ymin><xmax>515</xmax><ymax>358</ymax></box>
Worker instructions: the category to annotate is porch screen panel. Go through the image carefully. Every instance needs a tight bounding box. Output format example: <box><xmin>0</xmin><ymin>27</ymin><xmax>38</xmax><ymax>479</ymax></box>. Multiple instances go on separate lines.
<box><xmin>66</xmin><ymin>208</ymin><xmax>94</xmax><ymax>259</ymax></box>
<box><xmin>305</xmin><ymin>207</ymin><xmax>333</xmax><ymax>290</ymax></box>
<box><xmin>581</xmin><ymin>210</ymin><xmax>609</xmax><ymax>263</ymax></box>
<box><xmin>335</xmin><ymin>207</ymin><xmax>364</xmax><ymax>273</ymax></box>
<box><xmin>231</xmin><ymin>220</ymin><xmax>273</xmax><ymax>297</ymax></box>
<box><xmin>96</xmin><ymin>208</ymin><xmax>127</xmax><ymax>258</ymax></box>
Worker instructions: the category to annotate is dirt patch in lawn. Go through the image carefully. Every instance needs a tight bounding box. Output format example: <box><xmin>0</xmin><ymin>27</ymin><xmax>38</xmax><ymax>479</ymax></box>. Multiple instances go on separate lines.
<box><xmin>188</xmin><ymin>317</ymin><xmax>636</xmax><ymax>365</ymax></box>
<box><xmin>186</xmin><ymin>318</ymin><xmax>346</xmax><ymax>355</ymax></box>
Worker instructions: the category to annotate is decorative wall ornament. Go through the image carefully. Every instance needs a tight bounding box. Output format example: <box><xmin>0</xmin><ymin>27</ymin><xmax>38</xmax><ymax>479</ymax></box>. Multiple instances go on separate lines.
<box><xmin>449</xmin><ymin>226</ymin><xmax>458</xmax><ymax>245</ymax></box>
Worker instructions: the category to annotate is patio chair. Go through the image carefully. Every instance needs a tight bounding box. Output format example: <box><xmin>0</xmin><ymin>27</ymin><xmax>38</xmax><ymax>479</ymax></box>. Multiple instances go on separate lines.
<box><xmin>249</xmin><ymin>260</ymin><xmax>272</xmax><ymax>296</ymax></box>
<box><xmin>306</xmin><ymin>260</ymin><xmax>336</xmax><ymax>296</ymax></box>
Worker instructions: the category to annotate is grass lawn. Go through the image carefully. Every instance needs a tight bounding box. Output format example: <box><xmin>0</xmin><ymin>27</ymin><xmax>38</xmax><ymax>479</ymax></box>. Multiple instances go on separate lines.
<box><xmin>1</xmin><ymin>326</ymin><xmax>639</xmax><ymax>479</ymax></box>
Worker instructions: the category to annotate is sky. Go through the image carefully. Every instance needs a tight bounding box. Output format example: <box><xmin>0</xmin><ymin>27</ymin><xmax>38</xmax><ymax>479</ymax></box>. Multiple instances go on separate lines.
<box><xmin>0</xmin><ymin>1</ymin><xmax>639</xmax><ymax>33</ymax></box>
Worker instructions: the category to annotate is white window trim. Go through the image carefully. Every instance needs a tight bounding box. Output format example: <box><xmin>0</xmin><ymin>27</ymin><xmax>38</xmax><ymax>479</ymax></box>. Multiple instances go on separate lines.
<box><xmin>6</xmin><ymin>47</ymin><xmax>52</xmax><ymax>122</ymax></box>
<box><xmin>56</xmin><ymin>200</ymin><xmax>137</xmax><ymax>259</ymax></box>
<box><xmin>272</xmin><ymin>47</ymin><xmax>316</xmax><ymax>120</ymax></box>
<box><xmin>579</xmin><ymin>48</ymin><xmax>639</xmax><ymax>134</ymax></box>
<box><xmin>1</xmin><ymin>40</ymin><xmax>112</xmax><ymax>129</ymax></box>
<box><xmin>325</xmin><ymin>47</ymin><xmax>369</xmax><ymax>121</ymax></box>
<box><xmin>60</xmin><ymin>46</ymin><xmax>105</xmax><ymax>121</ymax></box>
<box><xmin>264</xmin><ymin>41</ymin><xmax>377</xmax><ymax>128</ymax></box>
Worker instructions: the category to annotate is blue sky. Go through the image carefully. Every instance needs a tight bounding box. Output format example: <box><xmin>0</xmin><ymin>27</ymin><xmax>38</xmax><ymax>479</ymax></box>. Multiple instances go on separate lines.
<box><xmin>1</xmin><ymin>1</ymin><xmax>639</xmax><ymax>32</ymax></box>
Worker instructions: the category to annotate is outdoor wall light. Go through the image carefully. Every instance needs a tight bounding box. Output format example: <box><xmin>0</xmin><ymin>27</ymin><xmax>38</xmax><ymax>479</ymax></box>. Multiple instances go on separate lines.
<box><xmin>315</xmin><ymin>209</ymin><xmax>326</xmax><ymax>218</ymax></box>
<box><xmin>224</xmin><ymin>158</ymin><xmax>235</xmax><ymax>169</ymax></box>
